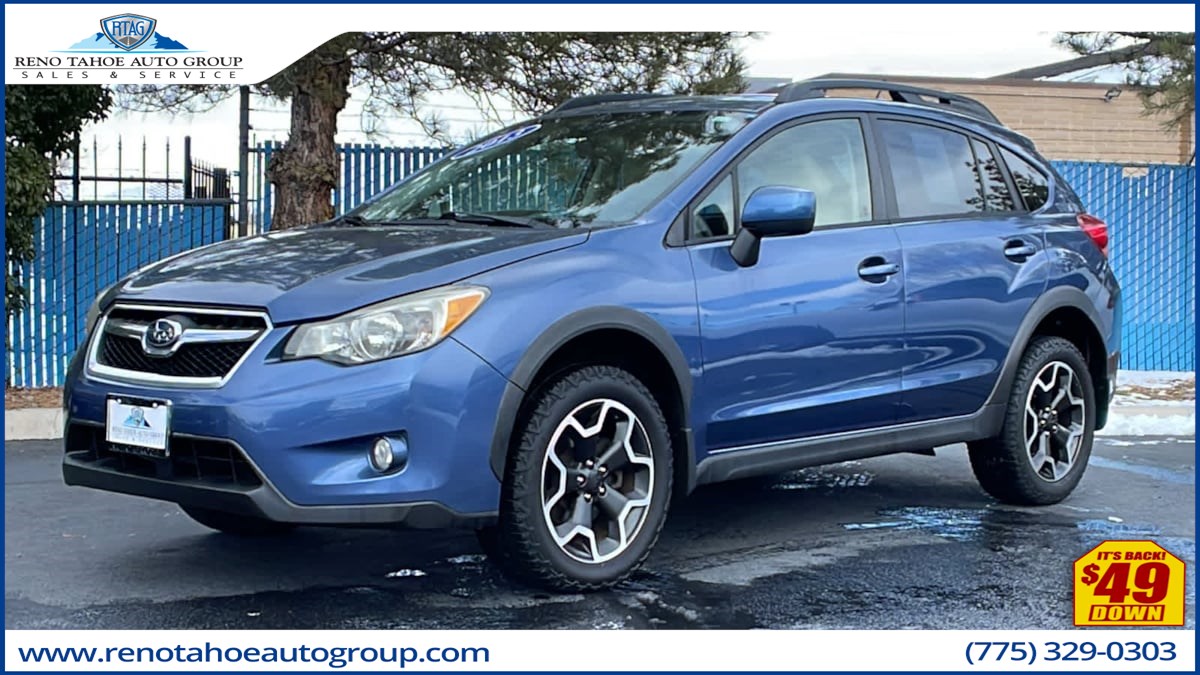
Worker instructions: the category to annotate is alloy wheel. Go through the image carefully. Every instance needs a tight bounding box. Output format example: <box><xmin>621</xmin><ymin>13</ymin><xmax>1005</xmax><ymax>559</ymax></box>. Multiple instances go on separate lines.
<box><xmin>540</xmin><ymin>398</ymin><xmax>655</xmax><ymax>564</ymax></box>
<box><xmin>1023</xmin><ymin>360</ymin><xmax>1087</xmax><ymax>482</ymax></box>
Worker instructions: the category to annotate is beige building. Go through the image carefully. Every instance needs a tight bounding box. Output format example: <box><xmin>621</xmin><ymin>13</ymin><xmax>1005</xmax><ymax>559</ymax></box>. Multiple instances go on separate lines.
<box><xmin>817</xmin><ymin>73</ymin><xmax>1193</xmax><ymax>165</ymax></box>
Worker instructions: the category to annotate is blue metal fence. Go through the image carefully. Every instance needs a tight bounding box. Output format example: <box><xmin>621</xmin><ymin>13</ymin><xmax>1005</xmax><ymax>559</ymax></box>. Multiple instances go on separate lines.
<box><xmin>254</xmin><ymin>142</ymin><xmax>445</xmax><ymax>233</ymax></box>
<box><xmin>253</xmin><ymin>143</ymin><xmax>578</xmax><ymax>232</ymax></box>
<box><xmin>1055</xmin><ymin>162</ymin><xmax>1195</xmax><ymax>371</ymax></box>
<box><xmin>6</xmin><ymin>201</ymin><xmax>229</xmax><ymax>387</ymax></box>
<box><xmin>8</xmin><ymin>154</ymin><xmax>1195</xmax><ymax>387</ymax></box>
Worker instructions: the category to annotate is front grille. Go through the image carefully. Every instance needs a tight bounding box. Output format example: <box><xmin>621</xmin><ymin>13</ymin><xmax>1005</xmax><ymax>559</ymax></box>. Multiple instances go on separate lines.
<box><xmin>91</xmin><ymin>304</ymin><xmax>268</xmax><ymax>383</ymax></box>
<box><xmin>99</xmin><ymin>335</ymin><xmax>248</xmax><ymax>378</ymax></box>
<box><xmin>67</xmin><ymin>423</ymin><xmax>263</xmax><ymax>488</ymax></box>
<box><xmin>106</xmin><ymin>306</ymin><xmax>265</xmax><ymax>330</ymax></box>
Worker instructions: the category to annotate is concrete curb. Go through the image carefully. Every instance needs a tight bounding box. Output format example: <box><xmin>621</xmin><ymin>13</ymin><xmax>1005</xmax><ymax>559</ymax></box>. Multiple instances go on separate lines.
<box><xmin>5</xmin><ymin>408</ymin><xmax>63</xmax><ymax>441</ymax></box>
<box><xmin>5</xmin><ymin>404</ymin><xmax>1196</xmax><ymax>443</ymax></box>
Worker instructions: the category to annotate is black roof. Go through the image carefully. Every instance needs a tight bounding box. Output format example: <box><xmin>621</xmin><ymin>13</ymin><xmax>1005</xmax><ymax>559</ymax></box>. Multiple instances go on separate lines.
<box><xmin>553</xmin><ymin>78</ymin><xmax>999</xmax><ymax>123</ymax></box>
<box><xmin>546</xmin><ymin>78</ymin><xmax>1035</xmax><ymax>151</ymax></box>
<box><xmin>546</xmin><ymin>93</ymin><xmax>775</xmax><ymax>116</ymax></box>
<box><xmin>769</xmin><ymin>78</ymin><xmax>1001</xmax><ymax>125</ymax></box>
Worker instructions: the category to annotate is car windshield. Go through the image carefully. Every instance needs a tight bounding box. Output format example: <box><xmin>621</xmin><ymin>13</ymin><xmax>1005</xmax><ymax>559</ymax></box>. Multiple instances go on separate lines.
<box><xmin>351</xmin><ymin>110</ymin><xmax>754</xmax><ymax>227</ymax></box>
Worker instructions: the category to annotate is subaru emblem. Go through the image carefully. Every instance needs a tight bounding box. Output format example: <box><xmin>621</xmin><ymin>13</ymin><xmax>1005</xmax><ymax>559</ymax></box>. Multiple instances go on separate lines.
<box><xmin>144</xmin><ymin>318</ymin><xmax>182</xmax><ymax>352</ymax></box>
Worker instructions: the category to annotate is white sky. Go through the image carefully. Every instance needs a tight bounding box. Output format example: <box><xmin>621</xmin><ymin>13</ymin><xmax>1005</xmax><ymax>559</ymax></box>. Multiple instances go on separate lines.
<box><xmin>67</xmin><ymin>27</ymin><xmax>1156</xmax><ymax>194</ymax></box>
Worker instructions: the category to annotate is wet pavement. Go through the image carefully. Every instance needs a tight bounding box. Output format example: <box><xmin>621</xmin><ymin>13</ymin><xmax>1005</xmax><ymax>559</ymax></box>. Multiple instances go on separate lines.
<box><xmin>5</xmin><ymin>437</ymin><xmax>1194</xmax><ymax>629</ymax></box>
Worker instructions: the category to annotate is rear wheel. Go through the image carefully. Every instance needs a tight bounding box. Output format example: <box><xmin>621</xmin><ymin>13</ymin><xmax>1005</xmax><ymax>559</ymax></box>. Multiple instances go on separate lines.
<box><xmin>179</xmin><ymin>505</ymin><xmax>295</xmax><ymax>536</ymax></box>
<box><xmin>969</xmin><ymin>336</ymin><xmax>1095</xmax><ymax>505</ymax></box>
<box><xmin>488</xmin><ymin>365</ymin><xmax>673</xmax><ymax>591</ymax></box>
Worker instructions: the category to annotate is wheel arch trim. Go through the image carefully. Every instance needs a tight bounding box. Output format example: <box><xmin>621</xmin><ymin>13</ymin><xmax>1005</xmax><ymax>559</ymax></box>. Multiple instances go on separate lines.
<box><xmin>985</xmin><ymin>285</ymin><xmax>1111</xmax><ymax>417</ymax></box>
<box><xmin>483</xmin><ymin>306</ymin><xmax>695</xmax><ymax>484</ymax></box>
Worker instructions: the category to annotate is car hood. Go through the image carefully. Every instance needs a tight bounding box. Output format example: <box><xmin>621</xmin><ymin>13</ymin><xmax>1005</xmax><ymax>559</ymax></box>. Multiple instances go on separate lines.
<box><xmin>116</xmin><ymin>225</ymin><xmax>589</xmax><ymax>323</ymax></box>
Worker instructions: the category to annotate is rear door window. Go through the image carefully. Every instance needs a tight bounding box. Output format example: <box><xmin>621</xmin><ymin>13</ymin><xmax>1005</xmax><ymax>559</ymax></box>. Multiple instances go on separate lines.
<box><xmin>877</xmin><ymin>120</ymin><xmax>983</xmax><ymax>219</ymax></box>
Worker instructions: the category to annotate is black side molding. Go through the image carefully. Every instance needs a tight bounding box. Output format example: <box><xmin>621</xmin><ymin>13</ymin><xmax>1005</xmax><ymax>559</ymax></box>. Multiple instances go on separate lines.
<box><xmin>696</xmin><ymin>404</ymin><xmax>1005</xmax><ymax>485</ymax></box>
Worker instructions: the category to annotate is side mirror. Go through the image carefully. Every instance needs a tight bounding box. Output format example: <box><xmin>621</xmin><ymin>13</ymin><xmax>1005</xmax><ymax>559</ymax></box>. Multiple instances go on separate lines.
<box><xmin>730</xmin><ymin>186</ymin><xmax>816</xmax><ymax>267</ymax></box>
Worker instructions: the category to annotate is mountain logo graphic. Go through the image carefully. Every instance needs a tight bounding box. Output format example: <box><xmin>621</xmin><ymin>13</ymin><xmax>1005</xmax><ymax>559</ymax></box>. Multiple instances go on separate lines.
<box><xmin>67</xmin><ymin>14</ymin><xmax>189</xmax><ymax>52</ymax></box>
<box><xmin>100</xmin><ymin>14</ymin><xmax>157</xmax><ymax>51</ymax></box>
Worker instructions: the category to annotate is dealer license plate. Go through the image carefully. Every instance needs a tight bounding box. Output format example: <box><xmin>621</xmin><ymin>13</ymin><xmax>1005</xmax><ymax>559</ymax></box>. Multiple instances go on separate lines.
<box><xmin>105</xmin><ymin>396</ymin><xmax>171</xmax><ymax>457</ymax></box>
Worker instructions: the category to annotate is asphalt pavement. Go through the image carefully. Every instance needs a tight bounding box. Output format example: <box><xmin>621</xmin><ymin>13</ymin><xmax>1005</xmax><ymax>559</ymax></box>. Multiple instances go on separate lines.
<box><xmin>5</xmin><ymin>436</ymin><xmax>1194</xmax><ymax>629</ymax></box>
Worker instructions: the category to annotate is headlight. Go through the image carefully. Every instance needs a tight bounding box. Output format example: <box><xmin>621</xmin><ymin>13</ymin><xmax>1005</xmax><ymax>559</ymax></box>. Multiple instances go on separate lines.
<box><xmin>282</xmin><ymin>285</ymin><xmax>489</xmax><ymax>365</ymax></box>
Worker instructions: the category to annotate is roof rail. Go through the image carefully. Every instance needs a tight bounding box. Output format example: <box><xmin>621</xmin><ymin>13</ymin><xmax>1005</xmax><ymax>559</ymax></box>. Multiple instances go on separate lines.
<box><xmin>773</xmin><ymin>78</ymin><xmax>1001</xmax><ymax>125</ymax></box>
<box><xmin>551</xmin><ymin>93</ymin><xmax>669</xmax><ymax>113</ymax></box>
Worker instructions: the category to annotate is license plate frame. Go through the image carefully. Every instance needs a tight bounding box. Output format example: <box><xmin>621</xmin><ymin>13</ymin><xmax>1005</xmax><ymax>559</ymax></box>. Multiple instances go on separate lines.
<box><xmin>105</xmin><ymin>395</ymin><xmax>172</xmax><ymax>458</ymax></box>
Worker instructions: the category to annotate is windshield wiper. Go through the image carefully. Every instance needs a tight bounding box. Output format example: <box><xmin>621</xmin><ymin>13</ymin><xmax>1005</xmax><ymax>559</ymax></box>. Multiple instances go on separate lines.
<box><xmin>333</xmin><ymin>213</ymin><xmax>374</xmax><ymax>227</ymax></box>
<box><xmin>436</xmin><ymin>211</ymin><xmax>553</xmax><ymax>229</ymax></box>
<box><xmin>333</xmin><ymin>211</ymin><xmax>559</xmax><ymax>229</ymax></box>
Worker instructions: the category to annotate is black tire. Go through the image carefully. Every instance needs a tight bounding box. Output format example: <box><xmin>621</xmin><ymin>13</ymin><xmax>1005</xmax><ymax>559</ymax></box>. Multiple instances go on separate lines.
<box><xmin>489</xmin><ymin>365</ymin><xmax>673</xmax><ymax>591</ymax></box>
<box><xmin>475</xmin><ymin>525</ymin><xmax>501</xmax><ymax>559</ymax></box>
<box><xmin>968</xmin><ymin>336</ymin><xmax>1096</xmax><ymax>505</ymax></box>
<box><xmin>179</xmin><ymin>505</ymin><xmax>295</xmax><ymax>536</ymax></box>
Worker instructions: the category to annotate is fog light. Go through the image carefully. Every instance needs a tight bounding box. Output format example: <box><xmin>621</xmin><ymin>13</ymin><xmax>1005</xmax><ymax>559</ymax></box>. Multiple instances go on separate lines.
<box><xmin>370</xmin><ymin>436</ymin><xmax>409</xmax><ymax>473</ymax></box>
<box><xmin>371</xmin><ymin>438</ymin><xmax>394</xmax><ymax>472</ymax></box>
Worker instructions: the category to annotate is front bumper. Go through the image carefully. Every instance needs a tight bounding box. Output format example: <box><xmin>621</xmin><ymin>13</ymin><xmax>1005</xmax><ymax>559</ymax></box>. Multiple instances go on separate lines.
<box><xmin>62</xmin><ymin>429</ymin><xmax>492</xmax><ymax>528</ymax></box>
<box><xmin>64</xmin><ymin>331</ymin><xmax>509</xmax><ymax>523</ymax></box>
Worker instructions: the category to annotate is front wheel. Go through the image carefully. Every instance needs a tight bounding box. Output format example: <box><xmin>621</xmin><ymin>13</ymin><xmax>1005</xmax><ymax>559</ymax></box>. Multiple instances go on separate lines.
<box><xmin>969</xmin><ymin>336</ymin><xmax>1096</xmax><ymax>505</ymax></box>
<box><xmin>489</xmin><ymin>365</ymin><xmax>673</xmax><ymax>591</ymax></box>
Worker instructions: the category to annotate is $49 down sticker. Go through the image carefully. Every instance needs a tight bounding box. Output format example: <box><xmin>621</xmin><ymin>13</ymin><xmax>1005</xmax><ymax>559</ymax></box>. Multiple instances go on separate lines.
<box><xmin>1074</xmin><ymin>540</ymin><xmax>1185</xmax><ymax>626</ymax></box>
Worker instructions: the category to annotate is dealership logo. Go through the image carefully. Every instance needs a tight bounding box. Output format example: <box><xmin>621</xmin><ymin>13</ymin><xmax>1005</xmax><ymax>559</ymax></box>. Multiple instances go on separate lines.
<box><xmin>450</xmin><ymin>124</ymin><xmax>542</xmax><ymax>160</ymax></box>
<box><xmin>123</xmin><ymin>407</ymin><xmax>151</xmax><ymax>428</ymax></box>
<box><xmin>100</xmin><ymin>14</ymin><xmax>157</xmax><ymax>51</ymax></box>
<box><xmin>65</xmin><ymin>13</ymin><xmax>189</xmax><ymax>52</ymax></box>
<box><xmin>13</xmin><ymin>12</ymin><xmax>241</xmax><ymax>82</ymax></box>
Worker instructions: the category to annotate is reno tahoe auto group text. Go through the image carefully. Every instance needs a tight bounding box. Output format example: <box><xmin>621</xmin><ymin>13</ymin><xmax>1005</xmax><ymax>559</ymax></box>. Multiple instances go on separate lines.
<box><xmin>13</xmin><ymin>56</ymin><xmax>243</xmax><ymax>80</ymax></box>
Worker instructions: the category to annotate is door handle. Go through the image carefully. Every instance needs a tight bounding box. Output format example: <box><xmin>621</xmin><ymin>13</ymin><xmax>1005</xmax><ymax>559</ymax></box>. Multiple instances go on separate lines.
<box><xmin>857</xmin><ymin>257</ymin><xmax>900</xmax><ymax>281</ymax></box>
<box><xmin>1004</xmin><ymin>240</ymin><xmax>1037</xmax><ymax>261</ymax></box>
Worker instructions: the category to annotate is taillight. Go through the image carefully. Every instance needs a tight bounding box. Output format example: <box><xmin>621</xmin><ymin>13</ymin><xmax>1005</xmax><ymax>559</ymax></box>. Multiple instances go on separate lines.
<box><xmin>1078</xmin><ymin>214</ymin><xmax>1108</xmax><ymax>257</ymax></box>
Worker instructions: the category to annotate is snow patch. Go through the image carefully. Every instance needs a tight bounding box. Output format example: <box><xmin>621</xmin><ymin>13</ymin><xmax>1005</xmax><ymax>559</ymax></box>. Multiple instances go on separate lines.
<box><xmin>1118</xmin><ymin>370</ymin><xmax>1195</xmax><ymax>389</ymax></box>
<box><xmin>385</xmin><ymin>569</ymin><xmax>427</xmax><ymax>578</ymax></box>
<box><xmin>1097</xmin><ymin>412</ymin><xmax>1195</xmax><ymax>437</ymax></box>
<box><xmin>843</xmin><ymin>506</ymin><xmax>985</xmax><ymax>541</ymax></box>
<box><xmin>626</xmin><ymin>589</ymin><xmax>700</xmax><ymax>622</ymax></box>
<box><xmin>1100</xmin><ymin>438</ymin><xmax>1181</xmax><ymax>447</ymax></box>
<box><xmin>633</xmin><ymin>591</ymin><xmax>659</xmax><ymax>604</ymax></box>
<box><xmin>1113</xmin><ymin>395</ymin><xmax>1195</xmax><ymax>407</ymax></box>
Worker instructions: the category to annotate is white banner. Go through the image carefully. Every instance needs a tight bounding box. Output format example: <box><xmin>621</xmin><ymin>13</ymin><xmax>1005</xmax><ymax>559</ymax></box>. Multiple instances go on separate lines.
<box><xmin>4</xmin><ymin>629</ymin><xmax>1196</xmax><ymax>671</ymax></box>
<box><xmin>4</xmin><ymin>3</ymin><xmax>1195</xmax><ymax>85</ymax></box>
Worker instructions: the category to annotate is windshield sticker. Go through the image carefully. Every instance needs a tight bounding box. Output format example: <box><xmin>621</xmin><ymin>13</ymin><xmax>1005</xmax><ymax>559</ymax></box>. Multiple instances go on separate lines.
<box><xmin>705</xmin><ymin>114</ymin><xmax>750</xmax><ymax>136</ymax></box>
<box><xmin>449</xmin><ymin>124</ymin><xmax>542</xmax><ymax>160</ymax></box>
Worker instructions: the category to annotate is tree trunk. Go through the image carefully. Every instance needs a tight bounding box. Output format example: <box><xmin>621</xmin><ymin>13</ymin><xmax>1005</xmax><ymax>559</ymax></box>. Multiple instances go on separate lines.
<box><xmin>266</xmin><ymin>48</ymin><xmax>351</xmax><ymax>229</ymax></box>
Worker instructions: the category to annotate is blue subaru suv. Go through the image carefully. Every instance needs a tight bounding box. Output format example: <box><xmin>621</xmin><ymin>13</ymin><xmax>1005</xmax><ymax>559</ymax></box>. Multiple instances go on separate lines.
<box><xmin>64</xmin><ymin>79</ymin><xmax>1120</xmax><ymax>590</ymax></box>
